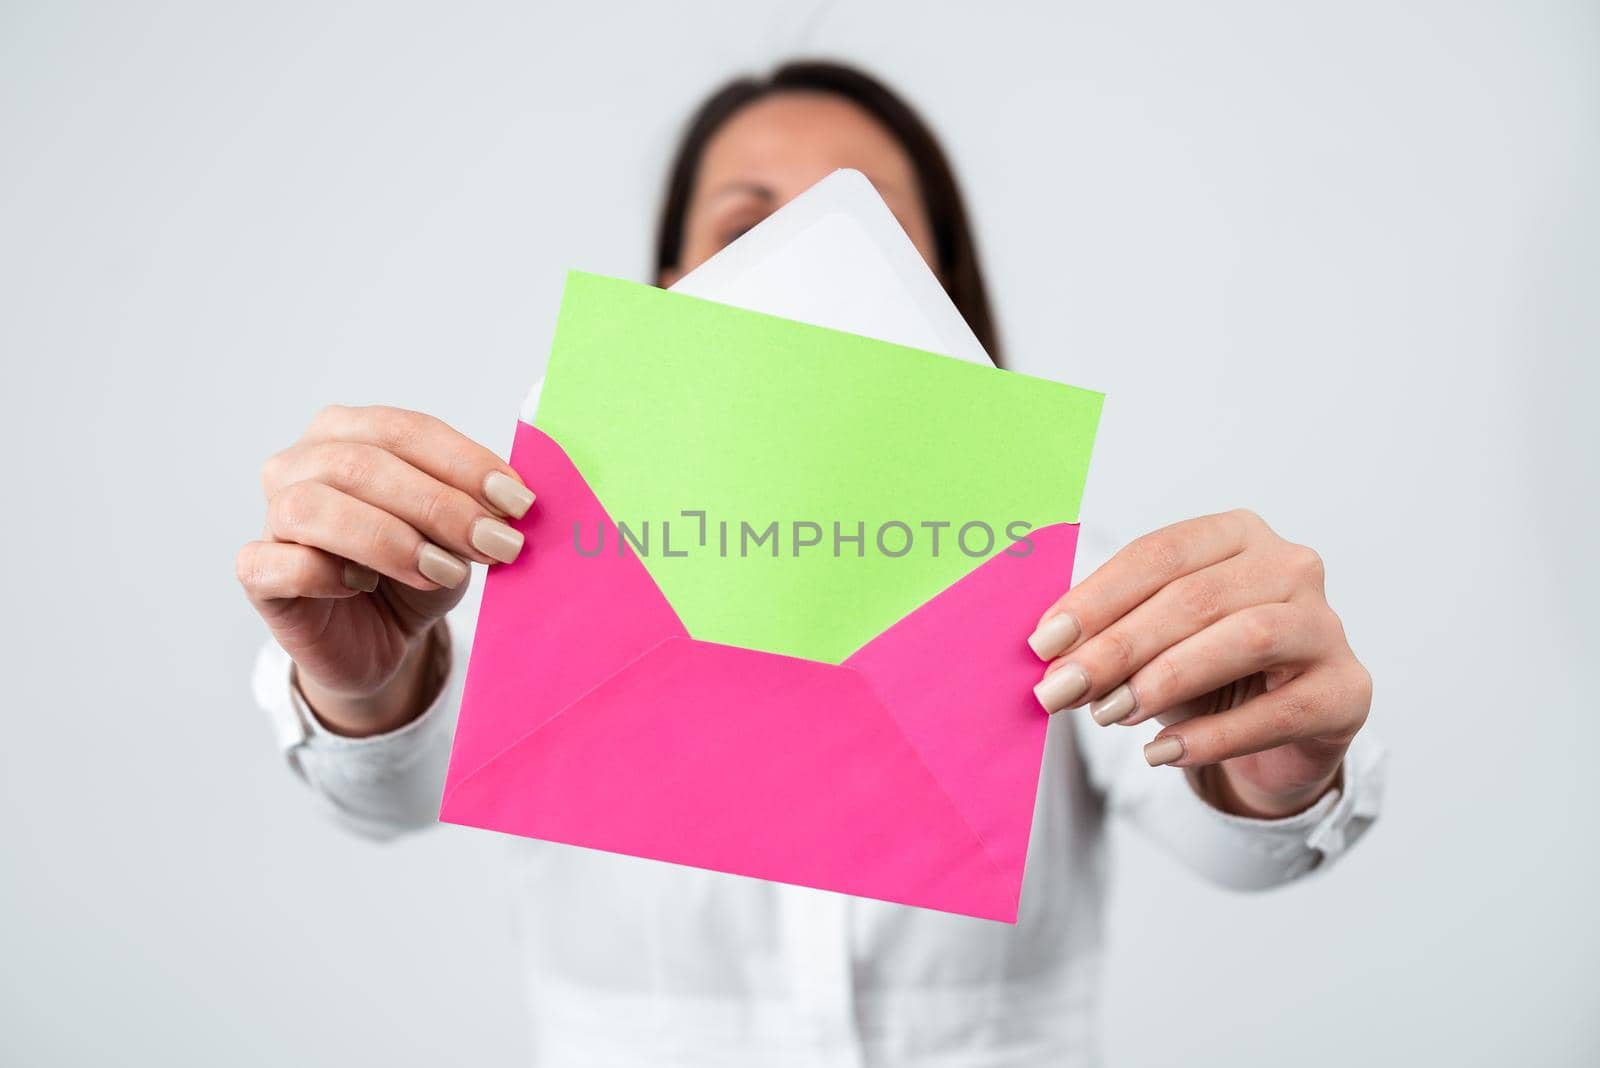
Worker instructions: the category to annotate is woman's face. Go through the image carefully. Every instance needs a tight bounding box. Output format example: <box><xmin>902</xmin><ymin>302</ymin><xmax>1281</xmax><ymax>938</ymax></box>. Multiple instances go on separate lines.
<box><xmin>665</xmin><ymin>91</ymin><xmax>937</xmax><ymax>284</ymax></box>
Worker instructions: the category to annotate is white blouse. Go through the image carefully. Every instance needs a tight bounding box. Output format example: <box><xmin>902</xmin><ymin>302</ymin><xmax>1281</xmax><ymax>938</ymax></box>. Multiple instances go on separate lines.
<box><xmin>252</xmin><ymin>519</ymin><xmax>1386</xmax><ymax>1068</ymax></box>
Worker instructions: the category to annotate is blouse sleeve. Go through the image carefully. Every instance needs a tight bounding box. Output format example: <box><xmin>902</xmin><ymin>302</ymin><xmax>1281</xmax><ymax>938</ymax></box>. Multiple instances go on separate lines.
<box><xmin>252</xmin><ymin>610</ymin><xmax>472</xmax><ymax>841</ymax></box>
<box><xmin>1071</xmin><ymin>709</ymin><xmax>1387</xmax><ymax>889</ymax></box>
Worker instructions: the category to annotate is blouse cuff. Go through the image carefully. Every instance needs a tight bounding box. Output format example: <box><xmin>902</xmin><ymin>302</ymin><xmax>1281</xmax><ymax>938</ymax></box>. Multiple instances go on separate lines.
<box><xmin>251</xmin><ymin>617</ymin><xmax>468</xmax><ymax>837</ymax></box>
<box><xmin>1135</xmin><ymin>730</ymin><xmax>1387</xmax><ymax>890</ymax></box>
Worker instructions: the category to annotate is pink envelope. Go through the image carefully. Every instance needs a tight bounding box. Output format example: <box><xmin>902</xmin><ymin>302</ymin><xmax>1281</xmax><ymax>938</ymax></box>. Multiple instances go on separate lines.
<box><xmin>439</xmin><ymin>422</ymin><xmax>1080</xmax><ymax>923</ymax></box>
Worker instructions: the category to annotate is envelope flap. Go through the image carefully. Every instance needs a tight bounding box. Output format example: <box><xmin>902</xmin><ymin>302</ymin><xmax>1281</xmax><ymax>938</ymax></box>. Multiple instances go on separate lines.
<box><xmin>444</xmin><ymin>421</ymin><xmax>688</xmax><ymax>797</ymax></box>
<box><xmin>844</xmin><ymin>523</ymin><xmax>1081</xmax><ymax>887</ymax></box>
<box><xmin>535</xmin><ymin>272</ymin><xmax>1103</xmax><ymax>665</ymax></box>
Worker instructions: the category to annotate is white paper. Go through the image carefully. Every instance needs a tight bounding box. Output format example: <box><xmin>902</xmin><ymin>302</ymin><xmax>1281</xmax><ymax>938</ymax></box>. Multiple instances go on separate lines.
<box><xmin>671</xmin><ymin>168</ymin><xmax>992</xmax><ymax>366</ymax></box>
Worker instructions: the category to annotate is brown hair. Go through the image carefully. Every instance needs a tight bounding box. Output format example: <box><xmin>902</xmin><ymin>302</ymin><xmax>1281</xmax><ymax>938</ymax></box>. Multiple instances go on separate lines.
<box><xmin>653</xmin><ymin>60</ymin><xmax>1002</xmax><ymax>364</ymax></box>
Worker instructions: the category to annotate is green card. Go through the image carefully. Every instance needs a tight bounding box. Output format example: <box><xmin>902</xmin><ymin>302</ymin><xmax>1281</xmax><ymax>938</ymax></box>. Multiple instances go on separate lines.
<box><xmin>534</xmin><ymin>271</ymin><xmax>1103</xmax><ymax>664</ymax></box>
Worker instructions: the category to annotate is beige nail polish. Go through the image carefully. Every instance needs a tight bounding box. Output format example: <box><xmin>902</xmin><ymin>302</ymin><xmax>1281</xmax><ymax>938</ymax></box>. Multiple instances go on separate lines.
<box><xmin>484</xmin><ymin>471</ymin><xmax>536</xmax><ymax>519</ymax></box>
<box><xmin>341</xmin><ymin>562</ymin><xmax>379</xmax><ymax>593</ymax></box>
<box><xmin>1144</xmin><ymin>736</ymin><xmax>1186</xmax><ymax>767</ymax></box>
<box><xmin>418</xmin><ymin>543</ymin><xmax>469</xmax><ymax>588</ymax></box>
<box><xmin>1034</xmin><ymin>663</ymin><xmax>1090</xmax><ymax>713</ymax></box>
<box><xmin>1027</xmin><ymin>613</ymin><xmax>1080</xmax><ymax>661</ymax></box>
<box><xmin>471</xmin><ymin>517</ymin><xmax>525</xmax><ymax>564</ymax></box>
<box><xmin>1090</xmin><ymin>684</ymin><xmax>1138</xmax><ymax>726</ymax></box>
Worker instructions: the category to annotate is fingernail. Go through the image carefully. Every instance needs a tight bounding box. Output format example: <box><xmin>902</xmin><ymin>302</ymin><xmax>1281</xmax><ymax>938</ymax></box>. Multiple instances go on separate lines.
<box><xmin>1144</xmin><ymin>736</ymin><xmax>1186</xmax><ymax>767</ymax></box>
<box><xmin>418</xmin><ymin>543</ymin><xmax>469</xmax><ymax>588</ymax></box>
<box><xmin>1027</xmin><ymin>613</ymin><xmax>1080</xmax><ymax>660</ymax></box>
<box><xmin>471</xmin><ymin>517</ymin><xmax>525</xmax><ymax>564</ymax></box>
<box><xmin>341</xmin><ymin>562</ymin><xmax>379</xmax><ymax>593</ymax></box>
<box><xmin>484</xmin><ymin>472</ymin><xmax>536</xmax><ymax>519</ymax></box>
<box><xmin>1034</xmin><ymin>663</ymin><xmax>1090</xmax><ymax>713</ymax></box>
<box><xmin>1090</xmin><ymin>684</ymin><xmax>1138</xmax><ymax>726</ymax></box>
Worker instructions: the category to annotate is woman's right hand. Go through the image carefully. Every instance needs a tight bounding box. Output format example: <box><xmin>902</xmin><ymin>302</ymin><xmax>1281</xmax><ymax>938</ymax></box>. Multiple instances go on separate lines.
<box><xmin>236</xmin><ymin>405</ymin><xmax>535</xmax><ymax>736</ymax></box>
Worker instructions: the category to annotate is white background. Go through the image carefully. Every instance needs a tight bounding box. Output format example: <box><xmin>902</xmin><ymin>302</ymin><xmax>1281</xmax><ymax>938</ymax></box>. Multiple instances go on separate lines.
<box><xmin>2</xmin><ymin>2</ymin><xmax>1595</xmax><ymax>1064</ymax></box>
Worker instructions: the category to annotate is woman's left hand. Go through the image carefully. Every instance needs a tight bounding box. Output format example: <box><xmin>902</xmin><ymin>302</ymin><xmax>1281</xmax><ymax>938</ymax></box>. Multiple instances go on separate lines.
<box><xmin>1027</xmin><ymin>509</ymin><xmax>1372</xmax><ymax>819</ymax></box>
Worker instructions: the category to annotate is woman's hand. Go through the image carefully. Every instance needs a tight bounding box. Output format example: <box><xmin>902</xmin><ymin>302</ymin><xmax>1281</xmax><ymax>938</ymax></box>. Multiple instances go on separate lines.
<box><xmin>236</xmin><ymin>405</ymin><xmax>535</xmax><ymax>736</ymax></box>
<box><xmin>1027</xmin><ymin>509</ymin><xmax>1371</xmax><ymax>819</ymax></box>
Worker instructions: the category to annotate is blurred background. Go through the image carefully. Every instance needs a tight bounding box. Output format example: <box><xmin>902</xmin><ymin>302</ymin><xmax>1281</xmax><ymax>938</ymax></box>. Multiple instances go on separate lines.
<box><xmin>2</xmin><ymin>1</ymin><xmax>1595</xmax><ymax>1064</ymax></box>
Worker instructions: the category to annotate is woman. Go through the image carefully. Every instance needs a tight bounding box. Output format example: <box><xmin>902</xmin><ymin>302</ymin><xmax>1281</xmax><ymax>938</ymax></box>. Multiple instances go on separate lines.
<box><xmin>240</xmin><ymin>61</ymin><xmax>1383</xmax><ymax>1066</ymax></box>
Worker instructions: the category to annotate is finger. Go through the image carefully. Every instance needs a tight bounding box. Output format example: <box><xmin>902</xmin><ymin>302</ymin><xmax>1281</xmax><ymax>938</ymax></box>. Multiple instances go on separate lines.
<box><xmin>1087</xmin><ymin>602</ymin><xmax>1328</xmax><ymax>726</ymax></box>
<box><xmin>1027</xmin><ymin>509</ymin><xmax>1264</xmax><ymax>661</ymax></box>
<box><xmin>300</xmin><ymin>405</ymin><xmax>535</xmax><ymax>518</ymax></box>
<box><xmin>1141</xmin><ymin>666</ymin><xmax>1365</xmax><ymax>768</ymax></box>
<box><xmin>264</xmin><ymin>441</ymin><xmax>524</xmax><ymax>566</ymax></box>
<box><xmin>1035</xmin><ymin>553</ymin><xmax>1297</xmax><ymax>713</ymax></box>
<box><xmin>235</xmin><ymin>540</ymin><xmax>377</xmax><ymax>602</ymax></box>
<box><xmin>266</xmin><ymin>480</ymin><xmax>470</xmax><ymax>591</ymax></box>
